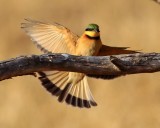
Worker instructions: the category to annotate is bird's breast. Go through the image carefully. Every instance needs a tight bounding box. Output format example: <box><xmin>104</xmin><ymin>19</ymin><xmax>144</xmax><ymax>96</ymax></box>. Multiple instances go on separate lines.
<box><xmin>76</xmin><ymin>37</ymin><xmax>102</xmax><ymax>56</ymax></box>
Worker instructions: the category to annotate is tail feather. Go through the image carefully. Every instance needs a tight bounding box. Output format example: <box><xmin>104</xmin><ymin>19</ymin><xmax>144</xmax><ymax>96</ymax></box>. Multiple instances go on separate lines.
<box><xmin>78</xmin><ymin>81</ymin><xmax>84</xmax><ymax>107</ymax></box>
<box><xmin>84</xmin><ymin>77</ymin><xmax>97</xmax><ymax>106</ymax></box>
<box><xmin>38</xmin><ymin>72</ymin><xmax>97</xmax><ymax>108</ymax></box>
<box><xmin>44</xmin><ymin>71</ymin><xmax>60</xmax><ymax>76</ymax></box>
<box><xmin>65</xmin><ymin>84</ymin><xmax>77</xmax><ymax>105</ymax></box>
<box><xmin>83</xmin><ymin>79</ymin><xmax>91</xmax><ymax>108</ymax></box>
<box><xmin>65</xmin><ymin>82</ymin><xmax>84</xmax><ymax>108</ymax></box>
<box><xmin>66</xmin><ymin>76</ymin><xmax>96</xmax><ymax>108</ymax></box>
<box><xmin>65</xmin><ymin>82</ymin><xmax>80</xmax><ymax>107</ymax></box>
<box><xmin>72</xmin><ymin>83</ymin><xmax>80</xmax><ymax>107</ymax></box>
<box><xmin>64</xmin><ymin>76</ymin><xmax>97</xmax><ymax>108</ymax></box>
<box><xmin>38</xmin><ymin>71</ymin><xmax>68</xmax><ymax>96</ymax></box>
<box><xmin>58</xmin><ymin>83</ymin><xmax>71</xmax><ymax>102</ymax></box>
<box><xmin>50</xmin><ymin>72</ymin><xmax>66</xmax><ymax>82</ymax></box>
<box><xmin>51</xmin><ymin>75</ymin><xmax>68</xmax><ymax>96</ymax></box>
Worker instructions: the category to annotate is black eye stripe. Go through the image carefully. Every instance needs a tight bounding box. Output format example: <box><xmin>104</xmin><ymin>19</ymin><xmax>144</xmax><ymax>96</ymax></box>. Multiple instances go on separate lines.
<box><xmin>85</xmin><ymin>28</ymin><xmax>93</xmax><ymax>31</ymax></box>
<box><xmin>85</xmin><ymin>28</ymin><xmax>100</xmax><ymax>32</ymax></box>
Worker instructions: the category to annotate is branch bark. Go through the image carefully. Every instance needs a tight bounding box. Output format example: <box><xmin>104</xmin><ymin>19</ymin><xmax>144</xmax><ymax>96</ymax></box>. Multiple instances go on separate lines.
<box><xmin>0</xmin><ymin>53</ymin><xmax>160</xmax><ymax>81</ymax></box>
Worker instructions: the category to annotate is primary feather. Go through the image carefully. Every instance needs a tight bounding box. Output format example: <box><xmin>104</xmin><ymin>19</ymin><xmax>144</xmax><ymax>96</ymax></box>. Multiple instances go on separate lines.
<box><xmin>21</xmin><ymin>19</ymin><xmax>79</xmax><ymax>54</ymax></box>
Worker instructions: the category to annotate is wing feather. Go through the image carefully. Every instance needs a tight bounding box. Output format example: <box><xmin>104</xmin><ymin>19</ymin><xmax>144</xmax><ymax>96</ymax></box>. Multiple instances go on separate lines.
<box><xmin>21</xmin><ymin>19</ymin><xmax>79</xmax><ymax>54</ymax></box>
<box><xmin>98</xmin><ymin>45</ymin><xmax>139</xmax><ymax>56</ymax></box>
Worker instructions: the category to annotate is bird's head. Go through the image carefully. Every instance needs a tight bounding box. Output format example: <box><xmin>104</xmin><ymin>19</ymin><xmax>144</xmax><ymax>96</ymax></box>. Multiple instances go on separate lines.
<box><xmin>84</xmin><ymin>24</ymin><xmax>100</xmax><ymax>38</ymax></box>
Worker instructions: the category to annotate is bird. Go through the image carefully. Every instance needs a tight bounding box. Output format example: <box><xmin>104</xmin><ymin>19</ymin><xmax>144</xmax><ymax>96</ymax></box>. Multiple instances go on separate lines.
<box><xmin>21</xmin><ymin>19</ymin><xmax>137</xmax><ymax>108</ymax></box>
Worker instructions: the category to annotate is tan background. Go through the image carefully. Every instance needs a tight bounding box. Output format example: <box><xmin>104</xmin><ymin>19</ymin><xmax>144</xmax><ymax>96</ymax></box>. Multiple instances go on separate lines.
<box><xmin>0</xmin><ymin>0</ymin><xmax>160</xmax><ymax>128</ymax></box>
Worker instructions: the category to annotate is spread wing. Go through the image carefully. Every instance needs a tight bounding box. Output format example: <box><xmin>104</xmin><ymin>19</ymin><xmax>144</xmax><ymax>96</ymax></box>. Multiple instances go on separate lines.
<box><xmin>21</xmin><ymin>19</ymin><xmax>79</xmax><ymax>54</ymax></box>
<box><xmin>97</xmin><ymin>44</ymin><xmax>139</xmax><ymax>56</ymax></box>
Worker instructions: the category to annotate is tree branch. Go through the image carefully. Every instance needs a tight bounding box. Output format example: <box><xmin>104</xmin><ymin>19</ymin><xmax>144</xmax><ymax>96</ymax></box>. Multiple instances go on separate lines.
<box><xmin>0</xmin><ymin>53</ymin><xmax>160</xmax><ymax>81</ymax></box>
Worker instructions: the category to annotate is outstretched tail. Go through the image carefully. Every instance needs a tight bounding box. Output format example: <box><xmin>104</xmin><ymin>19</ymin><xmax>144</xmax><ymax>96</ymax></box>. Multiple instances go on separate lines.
<box><xmin>38</xmin><ymin>71</ymin><xmax>97</xmax><ymax>108</ymax></box>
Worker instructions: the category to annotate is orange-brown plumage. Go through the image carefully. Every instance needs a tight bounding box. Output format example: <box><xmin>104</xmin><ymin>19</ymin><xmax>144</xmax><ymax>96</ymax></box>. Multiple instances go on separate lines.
<box><xmin>76</xmin><ymin>33</ymin><xmax>102</xmax><ymax>56</ymax></box>
<box><xmin>21</xmin><ymin>19</ymin><xmax>137</xmax><ymax>108</ymax></box>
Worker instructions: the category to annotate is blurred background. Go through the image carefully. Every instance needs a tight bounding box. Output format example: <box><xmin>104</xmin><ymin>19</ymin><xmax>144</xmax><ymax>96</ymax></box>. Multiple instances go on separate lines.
<box><xmin>0</xmin><ymin>0</ymin><xmax>160</xmax><ymax>128</ymax></box>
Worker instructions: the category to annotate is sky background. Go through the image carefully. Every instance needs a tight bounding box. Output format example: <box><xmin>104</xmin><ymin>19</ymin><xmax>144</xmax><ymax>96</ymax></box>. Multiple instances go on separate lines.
<box><xmin>0</xmin><ymin>0</ymin><xmax>160</xmax><ymax>128</ymax></box>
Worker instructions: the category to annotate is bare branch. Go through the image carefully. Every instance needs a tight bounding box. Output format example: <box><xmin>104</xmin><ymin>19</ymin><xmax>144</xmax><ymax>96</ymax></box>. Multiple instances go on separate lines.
<box><xmin>0</xmin><ymin>53</ymin><xmax>160</xmax><ymax>81</ymax></box>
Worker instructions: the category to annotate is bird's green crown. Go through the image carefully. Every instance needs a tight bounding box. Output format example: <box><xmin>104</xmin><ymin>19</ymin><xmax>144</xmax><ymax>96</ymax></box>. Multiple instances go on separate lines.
<box><xmin>85</xmin><ymin>24</ymin><xmax>100</xmax><ymax>32</ymax></box>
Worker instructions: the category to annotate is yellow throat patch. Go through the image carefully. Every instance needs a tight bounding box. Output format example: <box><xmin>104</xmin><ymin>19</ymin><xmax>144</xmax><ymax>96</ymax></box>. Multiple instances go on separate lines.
<box><xmin>85</xmin><ymin>31</ymin><xmax>100</xmax><ymax>37</ymax></box>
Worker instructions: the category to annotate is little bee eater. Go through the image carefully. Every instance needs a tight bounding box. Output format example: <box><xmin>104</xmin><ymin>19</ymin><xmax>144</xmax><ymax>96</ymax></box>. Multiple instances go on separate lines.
<box><xmin>21</xmin><ymin>19</ymin><xmax>137</xmax><ymax>108</ymax></box>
